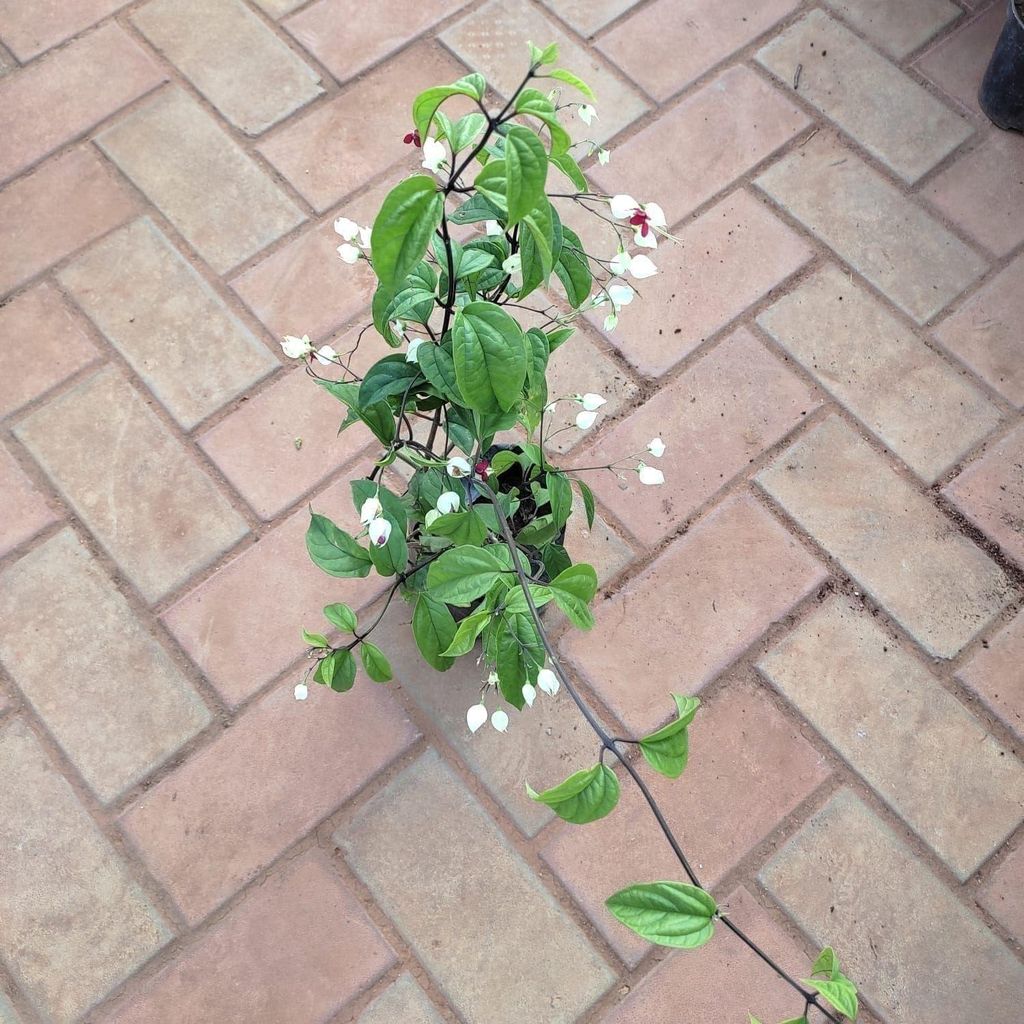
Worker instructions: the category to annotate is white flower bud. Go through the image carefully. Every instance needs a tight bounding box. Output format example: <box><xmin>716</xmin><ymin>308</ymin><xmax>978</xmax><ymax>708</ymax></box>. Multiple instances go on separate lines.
<box><xmin>467</xmin><ymin>703</ymin><xmax>488</xmax><ymax>733</ymax></box>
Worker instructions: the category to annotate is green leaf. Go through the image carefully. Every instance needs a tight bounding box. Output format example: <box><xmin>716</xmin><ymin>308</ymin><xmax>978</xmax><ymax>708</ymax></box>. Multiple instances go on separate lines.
<box><xmin>441</xmin><ymin>610</ymin><xmax>491</xmax><ymax>657</ymax></box>
<box><xmin>549</xmin><ymin>563</ymin><xmax>598</xmax><ymax>630</ymax></box>
<box><xmin>546</xmin><ymin>326</ymin><xmax>574</xmax><ymax>352</ymax></box>
<box><xmin>528</xmin><ymin>41</ymin><xmax>559</xmax><ymax>67</ymax></box>
<box><xmin>495</xmin><ymin>611</ymin><xmax>545</xmax><ymax>707</ymax></box>
<box><xmin>323</xmin><ymin>602</ymin><xmax>358</xmax><ymax>633</ymax></box>
<box><xmin>550</xmin><ymin>151</ymin><xmax>588</xmax><ymax>192</ymax></box>
<box><xmin>527</xmin><ymin>763</ymin><xmax>619</xmax><ymax>824</ymax></box>
<box><xmin>502</xmin><ymin>584</ymin><xmax>553</xmax><ymax>615</ymax></box>
<box><xmin>417</xmin><ymin>342</ymin><xmax>463</xmax><ymax>404</ymax></box>
<box><xmin>546</xmin><ymin>472</ymin><xmax>572</xmax><ymax>529</ymax></box>
<box><xmin>315</xmin><ymin>648</ymin><xmax>357</xmax><ymax>693</ymax></box>
<box><xmin>504</xmin><ymin>126</ymin><xmax>548</xmax><ymax>225</ymax></box>
<box><xmin>605</xmin><ymin>882</ymin><xmax>717</xmax><ymax>948</ymax></box>
<box><xmin>351</xmin><ymin>479</ymin><xmax>408</xmax><ymax>535</ymax></box>
<box><xmin>367</xmin><ymin>514</ymin><xmax>408</xmax><ymax>578</ymax></box>
<box><xmin>514</xmin><ymin>88</ymin><xmax>572</xmax><ymax>156</ymax></box>
<box><xmin>473</xmin><ymin>160</ymin><xmax>508</xmax><ymax>214</ymax></box>
<box><xmin>452</xmin><ymin>301</ymin><xmax>527</xmax><ymax>414</ymax></box>
<box><xmin>306</xmin><ymin>514</ymin><xmax>373</xmax><ymax>578</ymax></box>
<box><xmin>426</xmin><ymin>507</ymin><xmax>489</xmax><ymax>546</ymax></box>
<box><xmin>450</xmin><ymin>192</ymin><xmax>504</xmax><ymax>225</ymax></box>
<box><xmin>360</xmin><ymin>642</ymin><xmax>392</xmax><ymax>683</ymax></box>
<box><xmin>412</xmin><ymin>74</ymin><xmax>486</xmax><ymax>140</ymax></box>
<box><xmin>576</xmin><ymin>479</ymin><xmax>596</xmax><ymax>529</ymax></box>
<box><xmin>412</xmin><ymin>595</ymin><xmax>457</xmax><ymax>671</ymax></box>
<box><xmin>371</xmin><ymin>176</ymin><xmax>443</xmax><ymax>299</ymax></box>
<box><xmin>547</xmin><ymin>68</ymin><xmax>595</xmax><ymax>100</ymax></box>
<box><xmin>358</xmin><ymin>355</ymin><xmax>422</xmax><ymax>409</ymax></box>
<box><xmin>541</xmin><ymin>542</ymin><xmax>572</xmax><ymax>581</ymax></box>
<box><xmin>426</xmin><ymin>544</ymin><xmax>515</xmax><ymax>606</ymax></box>
<box><xmin>520</xmin><ymin>199</ymin><xmax>556</xmax><ymax>287</ymax></box>
<box><xmin>554</xmin><ymin>225</ymin><xmax>592</xmax><ymax>308</ymax></box>
<box><xmin>303</xmin><ymin>629</ymin><xmax>330</xmax><ymax>648</ymax></box>
<box><xmin>805</xmin><ymin>979</ymin><xmax>858</xmax><ymax>1021</ymax></box>
<box><xmin>318</xmin><ymin>380</ymin><xmax>396</xmax><ymax>446</ymax></box>
<box><xmin>778</xmin><ymin>1018</ymin><xmax>809</xmax><ymax>1024</ymax></box>
<box><xmin>811</xmin><ymin>947</ymin><xmax>839</xmax><ymax>980</ymax></box>
<box><xmin>447</xmin><ymin>112</ymin><xmax>487</xmax><ymax>154</ymax></box>
<box><xmin>638</xmin><ymin>694</ymin><xmax>700</xmax><ymax>779</ymax></box>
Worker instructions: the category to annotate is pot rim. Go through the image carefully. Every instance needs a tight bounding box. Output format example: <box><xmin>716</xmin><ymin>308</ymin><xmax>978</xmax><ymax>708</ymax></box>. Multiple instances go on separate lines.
<box><xmin>1011</xmin><ymin>0</ymin><xmax>1024</xmax><ymax>30</ymax></box>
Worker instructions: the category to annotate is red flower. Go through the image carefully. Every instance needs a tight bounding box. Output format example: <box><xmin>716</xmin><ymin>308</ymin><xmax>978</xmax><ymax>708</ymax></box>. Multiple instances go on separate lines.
<box><xmin>474</xmin><ymin>459</ymin><xmax>491</xmax><ymax>481</ymax></box>
<box><xmin>403</xmin><ymin>129</ymin><xmax>422</xmax><ymax>147</ymax></box>
<box><xmin>628</xmin><ymin>208</ymin><xmax>651</xmax><ymax>238</ymax></box>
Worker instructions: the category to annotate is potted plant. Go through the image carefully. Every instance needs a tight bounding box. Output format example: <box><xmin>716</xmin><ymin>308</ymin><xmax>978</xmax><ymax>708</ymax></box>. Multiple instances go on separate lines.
<box><xmin>285</xmin><ymin>43</ymin><xmax>859</xmax><ymax>1024</ymax></box>
<box><xmin>979</xmin><ymin>0</ymin><xmax>1024</xmax><ymax>131</ymax></box>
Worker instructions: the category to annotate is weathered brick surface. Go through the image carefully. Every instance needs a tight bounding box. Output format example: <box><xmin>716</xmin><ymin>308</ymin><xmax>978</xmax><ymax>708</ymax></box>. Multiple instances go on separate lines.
<box><xmin>0</xmin><ymin>0</ymin><xmax>129</xmax><ymax>61</ymax></box>
<box><xmin>540</xmin><ymin>0</ymin><xmax>641</xmax><ymax>37</ymax></box>
<box><xmin>757</xmin><ymin>264</ymin><xmax>1001</xmax><ymax>483</ymax></box>
<box><xmin>98</xmin><ymin>90</ymin><xmax>305</xmax><ymax>273</ymax></box>
<box><xmin>0</xmin><ymin>719</ymin><xmax>170</xmax><ymax>1024</ymax></box>
<box><xmin>0</xmin><ymin>530</ymin><xmax>211</xmax><ymax>803</ymax></box>
<box><xmin>356</xmin><ymin>974</ymin><xmax>444</xmax><ymax>1024</ymax></box>
<box><xmin>587</xmin><ymin>189</ymin><xmax>812</xmax><ymax>377</ymax></box>
<box><xmin>823</xmin><ymin>0</ymin><xmax>960</xmax><ymax>59</ymax></box>
<box><xmin>761</xmin><ymin>790</ymin><xmax>1024</xmax><ymax>1024</ymax></box>
<box><xmin>15</xmin><ymin>368</ymin><xmax>249</xmax><ymax>604</ymax></box>
<box><xmin>956</xmin><ymin>610</ymin><xmax>1024</xmax><ymax>742</ymax></box>
<box><xmin>758</xmin><ymin>416</ymin><xmax>1011</xmax><ymax>658</ymax></box>
<box><xmin>757</xmin><ymin>10</ymin><xmax>971</xmax><ymax>184</ymax></box>
<box><xmin>60</xmin><ymin>217</ymin><xmax>277</xmax><ymax>429</ymax></box>
<box><xmin>933</xmin><ymin>253</ymin><xmax>1024</xmax><ymax>407</ymax></box>
<box><xmin>102</xmin><ymin>851</ymin><xmax>395</xmax><ymax>1023</ymax></box>
<box><xmin>338</xmin><ymin>750</ymin><xmax>614</xmax><ymax>1024</ymax></box>
<box><xmin>0</xmin><ymin>147</ymin><xmax>137</xmax><ymax>297</ymax></box>
<box><xmin>133</xmin><ymin>0</ymin><xmax>323</xmax><ymax>135</ymax></box>
<box><xmin>943</xmin><ymin>422</ymin><xmax>1024</xmax><ymax>568</ymax></box>
<box><xmin>756</xmin><ymin>134</ymin><xmax>987</xmax><ymax>324</ymax></box>
<box><xmin>979</xmin><ymin>843</ymin><xmax>1024</xmax><ymax>940</ymax></box>
<box><xmin>0</xmin><ymin>282</ymin><xmax>100</xmax><ymax>416</ymax></box>
<box><xmin>759</xmin><ymin>595</ymin><xmax>1024</xmax><ymax>879</ymax></box>
<box><xmin>122</xmin><ymin>681</ymin><xmax>417</xmax><ymax>924</ymax></box>
<box><xmin>598</xmin><ymin>0</ymin><xmax>799</xmax><ymax>102</ymax></box>
<box><xmin>541</xmin><ymin>679</ymin><xmax>829</xmax><ymax>965</ymax></box>
<box><xmin>0</xmin><ymin>23</ymin><xmax>164</xmax><ymax>183</ymax></box>
<box><xmin>563</xmin><ymin>494</ymin><xmax>827</xmax><ymax>732</ymax></box>
<box><xmin>0</xmin><ymin>444</ymin><xmax>56</xmax><ymax>557</ymax></box>
<box><xmin>581</xmin><ymin>327</ymin><xmax>818</xmax><ymax>546</ymax></box>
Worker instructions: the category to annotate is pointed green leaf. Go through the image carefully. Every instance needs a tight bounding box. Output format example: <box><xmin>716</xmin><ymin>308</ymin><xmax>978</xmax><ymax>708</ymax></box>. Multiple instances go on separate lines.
<box><xmin>547</xmin><ymin>68</ymin><xmax>595</xmax><ymax>100</ymax></box>
<box><xmin>412</xmin><ymin>595</ymin><xmax>457</xmax><ymax>671</ymax></box>
<box><xmin>576</xmin><ymin>479</ymin><xmax>596</xmax><ymax>529</ymax></box>
<box><xmin>412</xmin><ymin>74</ymin><xmax>486</xmax><ymax>140</ymax></box>
<box><xmin>360</xmin><ymin>642</ymin><xmax>392</xmax><ymax>683</ymax></box>
<box><xmin>306</xmin><ymin>514</ymin><xmax>373</xmax><ymax>578</ymax></box>
<box><xmin>811</xmin><ymin>947</ymin><xmax>839</xmax><ymax>980</ymax></box>
<box><xmin>452</xmin><ymin>301</ymin><xmax>527</xmax><ymax>413</ymax></box>
<box><xmin>315</xmin><ymin>648</ymin><xmax>357</xmax><ymax>692</ymax></box>
<box><xmin>549</xmin><ymin>563</ymin><xmax>598</xmax><ymax>630</ymax></box>
<box><xmin>605</xmin><ymin>882</ymin><xmax>717</xmax><ymax>948</ymax></box>
<box><xmin>447</xmin><ymin>112</ymin><xmax>487</xmax><ymax>154</ymax></box>
<box><xmin>805</xmin><ymin>978</ymin><xmax>858</xmax><ymax>1021</ymax></box>
<box><xmin>495</xmin><ymin>611</ymin><xmax>545</xmax><ymax>707</ymax></box>
<box><xmin>528</xmin><ymin>41</ymin><xmax>559</xmax><ymax>67</ymax></box>
<box><xmin>358</xmin><ymin>355</ymin><xmax>422</xmax><ymax>409</ymax></box>
<box><xmin>303</xmin><ymin>629</ymin><xmax>329</xmax><ymax>648</ymax></box>
<box><xmin>442</xmin><ymin>610</ymin><xmax>491</xmax><ymax>657</ymax></box>
<box><xmin>426</xmin><ymin>544</ymin><xmax>515</xmax><ymax>606</ymax></box>
<box><xmin>450</xmin><ymin>192</ymin><xmax>504</xmax><ymax>225</ymax></box>
<box><xmin>371</xmin><ymin>176</ymin><xmax>443</xmax><ymax>299</ymax></box>
<box><xmin>504</xmin><ymin>126</ymin><xmax>548</xmax><ymax>225</ymax></box>
<box><xmin>527</xmin><ymin>763</ymin><xmax>619</xmax><ymax>824</ymax></box>
<box><xmin>638</xmin><ymin>694</ymin><xmax>700</xmax><ymax>779</ymax></box>
<box><xmin>550</xmin><ymin>150</ymin><xmax>588</xmax><ymax>192</ymax></box>
<box><xmin>323</xmin><ymin>602</ymin><xmax>357</xmax><ymax>633</ymax></box>
<box><xmin>546</xmin><ymin>471</ymin><xmax>572</xmax><ymax>529</ymax></box>
<box><xmin>417</xmin><ymin>342</ymin><xmax>463</xmax><ymax>404</ymax></box>
<box><xmin>554</xmin><ymin>225</ymin><xmax>592</xmax><ymax>308</ymax></box>
<box><xmin>367</xmin><ymin>513</ymin><xmax>407</xmax><ymax>578</ymax></box>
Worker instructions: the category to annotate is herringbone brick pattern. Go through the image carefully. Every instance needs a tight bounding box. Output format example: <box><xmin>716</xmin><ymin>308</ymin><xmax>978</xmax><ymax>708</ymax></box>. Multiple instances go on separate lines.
<box><xmin>0</xmin><ymin>1</ymin><xmax>1021</xmax><ymax>1021</ymax></box>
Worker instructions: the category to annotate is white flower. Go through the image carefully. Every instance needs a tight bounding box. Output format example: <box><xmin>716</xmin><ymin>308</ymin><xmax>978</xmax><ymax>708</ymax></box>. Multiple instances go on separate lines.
<box><xmin>501</xmin><ymin>253</ymin><xmax>523</xmax><ymax>291</ymax></box>
<box><xmin>421</xmin><ymin>136</ymin><xmax>447</xmax><ymax>175</ymax></box>
<box><xmin>436</xmin><ymin>491</ymin><xmax>461</xmax><ymax>515</ymax></box>
<box><xmin>313</xmin><ymin>345</ymin><xmax>337</xmax><ymax>366</ymax></box>
<box><xmin>294</xmin><ymin>682</ymin><xmax>309</xmax><ymax>701</ymax></box>
<box><xmin>337</xmin><ymin>243</ymin><xmax>361</xmax><ymax>264</ymax></box>
<box><xmin>491</xmin><ymin>709</ymin><xmax>509</xmax><ymax>732</ymax></box>
<box><xmin>522</xmin><ymin>683</ymin><xmax>537</xmax><ymax>707</ymax></box>
<box><xmin>601</xmin><ymin>282</ymin><xmax>635</xmax><ymax>332</ymax></box>
<box><xmin>537</xmin><ymin>668</ymin><xmax>559</xmax><ymax>696</ymax></box>
<box><xmin>609</xmin><ymin>250</ymin><xmax>657</xmax><ymax>280</ymax></box>
<box><xmin>637</xmin><ymin>462</ymin><xmax>665</xmax><ymax>486</ymax></box>
<box><xmin>576</xmin><ymin>409</ymin><xmax>598</xmax><ymax>430</ymax></box>
<box><xmin>358</xmin><ymin>225</ymin><xmax>372</xmax><ymax>249</ymax></box>
<box><xmin>447</xmin><ymin>456</ymin><xmax>472</xmax><ymax>478</ymax></box>
<box><xmin>389</xmin><ymin>319</ymin><xmax>406</xmax><ymax>341</ymax></box>
<box><xmin>359</xmin><ymin>495</ymin><xmax>383</xmax><ymax>525</ymax></box>
<box><xmin>597</xmin><ymin>147</ymin><xmax>610</xmax><ymax>165</ymax></box>
<box><xmin>609</xmin><ymin>194</ymin><xmax>640</xmax><ymax>220</ymax></box>
<box><xmin>281</xmin><ymin>334</ymin><xmax>313</xmax><ymax>359</ymax></box>
<box><xmin>608</xmin><ymin>195</ymin><xmax>667</xmax><ymax>248</ymax></box>
<box><xmin>577</xmin><ymin>104</ymin><xmax>597</xmax><ymax>126</ymax></box>
<box><xmin>647</xmin><ymin>437</ymin><xmax>666</xmax><ymax>458</ymax></box>
<box><xmin>424</xmin><ymin>509</ymin><xmax>440</xmax><ymax>528</ymax></box>
<box><xmin>577</xmin><ymin>393</ymin><xmax>607</xmax><ymax>411</ymax></box>
<box><xmin>485</xmin><ymin>219</ymin><xmax>503</xmax><ymax>236</ymax></box>
<box><xmin>467</xmin><ymin>703</ymin><xmax>488</xmax><ymax>733</ymax></box>
<box><xmin>367</xmin><ymin>518</ymin><xmax>392</xmax><ymax>546</ymax></box>
<box><xmin>406</xmin><ymin>337</ymin><xmax>424</xmax><ymax>363</ymax></box>
<box><xmin>334</xmin><ymin>217</ymin><xmax>360</xmax><ymax>241</ymax></box>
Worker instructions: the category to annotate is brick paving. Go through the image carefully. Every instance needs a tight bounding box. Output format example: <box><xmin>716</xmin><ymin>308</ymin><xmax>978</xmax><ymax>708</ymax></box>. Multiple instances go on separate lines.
<box><xmin>0</xmin><ymin>1</ymin><xmax>1021</xmax><ymax>1022</ymax></box>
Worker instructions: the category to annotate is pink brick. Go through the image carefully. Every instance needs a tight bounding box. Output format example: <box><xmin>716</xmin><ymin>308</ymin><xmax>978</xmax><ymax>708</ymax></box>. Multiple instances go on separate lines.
<box><xmin>540</xmin><ymin>0</ymin><xmax>642</xmax><ymax>36</ymax></box>
<box><xmin>598</xmin><ymin>0</ymin><xmax>799</xmax><ymax>101</ymax></box>
<box><xmin>590</xmin><ymin>65</ymin><xmax>809</xmax><ymax>223</ymax></box>
<box><xmin>915</xmin><ymin>3</ymin><xmax>1004</xmax><ymax>116</ymax></box>
<box><xmin>103</xmin><ymin>852</ymin><xmax>395</xmax><ymax>1024</ymax></box>
<box><xmin>944</xmin><ymin>422</ymin><xmax>1024</xmax><ymax>568</ymax></box>
<box><xmin>956</xmin><ymin>611</ymin><xmax>1024</xmax><ymax>742</ymax></box>
<box><xmin>980</xmin><ymin>843</ymin><xmax>1024</xmax><ymax>942</ymax></box>
<box><xmin>579</xmin><ymin>328</ymin><xmax>818</xmax><ymax>548</ymax></box>
<box><xmin>120</xmin><ymin>680</ymin><xmax>418</xmax><ymax>924</ymax></box>
<box><xmin>541</xmin><ymin>679</ymin><xmax>829</xmax><ymax>966</ymax></box>
<box><xmin>0</xmin><ymin>0</ymin><xmax>128</xmax><ymax>61</ymax></box>
<box><xmin>924</xmin><ymin>130</ymin><xmax>1024</xmax><ymax>257</ymax></box>
<box><xmin>258</xmin><ymin>43</ymin><xmax>470</xmax><ymax>212</ymax></box>
<box><xmin>562</xmin><ymin>494</ymin><xmax>826</xmax><ymax>732</ymax></box>
<box><xmin>587</xmin><ymin>190</ymin><xmax>811</xmax><ymax>377</ymax></box>
<box><xmin>163</xmin><ymin>467</ymin><xmax>388</xmax><ymax>705</ymax></box>
<box><xmin>0</xmin><ymin>24</ymin><xmax>164</xmax><ymax>182</ymax></box>
<box><xmin>933</xmin><ymin>254</ymin><xmax>1024</xmax><ymax>407</ymax></box>
<box><xmin>285</xmin><ymin>0</ymin><xmax>466</xmax><ymax>84</ymax></box>
<box><xmin>0</xmin><ymin>147</ymin><xmax>137</xmax><ymax>297</ymax></box>
<box><xmin>0</xmin><ymin>445</ymin><xmax>56</xmax><ymax>557</ymax></box>
<box><xmin>199</xmin><ymin>345</ymin><xmax>379</xmax><ymax>520</ymax></box>
<box><xmin>0</xmin><ymin>281</ymin><xmax>99</xmax><ymax>416</ymax></box>
<box><xmin>602</xmin><ymin>888</ymin><xmax>814</xmax><ymax>1022</ymax></box>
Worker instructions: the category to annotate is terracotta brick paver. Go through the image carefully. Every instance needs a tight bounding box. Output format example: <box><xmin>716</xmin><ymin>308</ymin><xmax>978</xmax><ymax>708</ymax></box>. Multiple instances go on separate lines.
<box><xmin>2</xmin><ymin>3</ymin><xmax>1023</xmax><ymax>1022</ymax></box>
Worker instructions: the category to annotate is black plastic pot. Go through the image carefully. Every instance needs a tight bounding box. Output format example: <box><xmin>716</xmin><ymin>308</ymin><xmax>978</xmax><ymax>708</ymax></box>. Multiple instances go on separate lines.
<box><xmin>979</xmin><ymin>1</ymin><xmax>1024</xmax><ymax>132</ymax></box>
